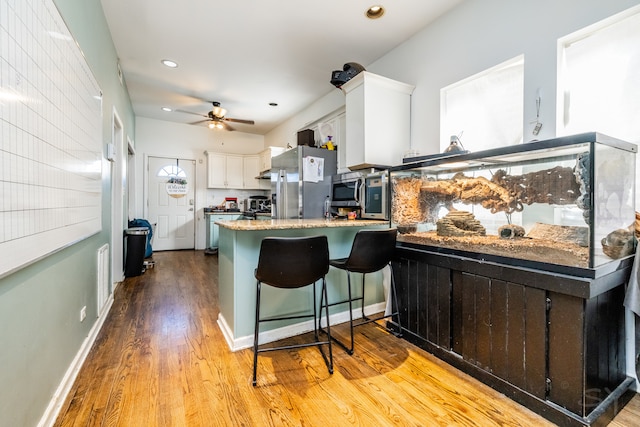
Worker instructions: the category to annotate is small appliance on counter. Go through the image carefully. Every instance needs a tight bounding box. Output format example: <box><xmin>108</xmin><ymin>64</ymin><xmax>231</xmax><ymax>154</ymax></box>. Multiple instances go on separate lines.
<box><xmin>241</xmin><ymin>195</ymin><xmax>272</xmax><ymax>219</ymax></box>
<box><xmin>330</xmin><ymin>169</ymin><xmax>389</xmax><ymax>220</ymax></box>
<box><xmin>245</xmin><ymin>195</ymin><xmax>271</xmax><ymax>212</ymax></box>
<box><xmin>224</xmin><ymin>197</ymin><xmax>239</xmax><ymax>212</ymax></box>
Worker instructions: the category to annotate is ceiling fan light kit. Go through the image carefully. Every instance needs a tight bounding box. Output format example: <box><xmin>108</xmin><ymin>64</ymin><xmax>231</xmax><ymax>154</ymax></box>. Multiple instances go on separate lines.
<box><xmin>176</xmin><ymin>100</ymin><xmax>255</xmax><ymax>132</ymax></box>
<box><xmin>210</xmin><ymin>102</ymin><xmax>227</xmax><ymax>119</ymax></box>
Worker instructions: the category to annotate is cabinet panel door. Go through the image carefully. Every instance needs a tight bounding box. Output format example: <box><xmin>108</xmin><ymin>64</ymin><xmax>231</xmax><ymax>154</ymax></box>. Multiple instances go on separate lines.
<box><xmin>207</xmin><ymin>153</ymin><xmax>226</xmax><ymax>188</ymax></box>
<box><xmin>242</xmin><ymin>155</ymin><xmax>260</xmax><ymax>189</ymax></box>
<box><xmin>548</xmin><ymin>292</ymin><xmax>585</xmax><ymax>415</ymax></box>
<box><xmin>225</xmin><ymin>155</ymin><xmax>244</xmax><ymax>188</ymax></box>
<box><xmin>259</xmin><ymin>150</ymin><xmax>271</xmax><ymax>173</ymax></box>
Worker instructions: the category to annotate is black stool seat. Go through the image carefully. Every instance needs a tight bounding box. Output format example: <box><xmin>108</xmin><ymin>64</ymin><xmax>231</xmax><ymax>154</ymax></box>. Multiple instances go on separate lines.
<box><xmin>252</xmin><ymin>235</ymin><xmax>333</xmax><ymax>386</ymax></box>
<box><xmin>321</xmin><ymin>228</ymin><xmax>402</xmax><ymax>354</ymax></box>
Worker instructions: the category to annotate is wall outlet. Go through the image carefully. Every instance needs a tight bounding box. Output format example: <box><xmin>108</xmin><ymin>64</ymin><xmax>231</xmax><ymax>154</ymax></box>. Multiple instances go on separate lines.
<box><xmin>80</xmin><ymin>306</ymin><xmax>87</xmax><ymax>322</ymax></box>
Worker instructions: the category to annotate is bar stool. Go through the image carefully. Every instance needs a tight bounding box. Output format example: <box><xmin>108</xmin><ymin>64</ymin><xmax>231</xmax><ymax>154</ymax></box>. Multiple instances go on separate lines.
<box><xmin>321</xmin><ymin>228</ymin><xmax>402</xmax><ymax>355</ymax></box>
<box><xmin>252</xmin><ymin>235</ymin><xmax>333</xmax><ymax>386</ymax></box>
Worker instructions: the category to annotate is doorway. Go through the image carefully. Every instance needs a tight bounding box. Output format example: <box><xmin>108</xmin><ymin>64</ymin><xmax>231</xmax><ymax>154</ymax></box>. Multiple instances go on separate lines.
<box><xmin>147</xmin><ymin>157</ymin><xmax>196</xmax><ymax>250</ymax></box>
<box><xmin>110</xmin><ymin>109</ymin><xmax>125</xmax><ymax>289</ymax></box>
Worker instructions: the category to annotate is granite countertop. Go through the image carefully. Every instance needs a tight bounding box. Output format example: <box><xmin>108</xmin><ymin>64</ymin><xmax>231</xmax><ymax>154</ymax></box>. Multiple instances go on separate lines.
<box><xmin>204</xmin><ymin>210</ymin><xmax>242</xmax><ymax>215</ymax></box>
<box><xmin>215</xmin><ymin>218</ymin><xmax>389</xmax><ymax>231</ymax></box>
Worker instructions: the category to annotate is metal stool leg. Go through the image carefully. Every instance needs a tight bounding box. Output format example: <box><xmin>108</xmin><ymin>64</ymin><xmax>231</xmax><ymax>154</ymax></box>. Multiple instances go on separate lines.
<box><xmin>388</xmin><ymin>264</ymin><xmax>403</xmax><ymax>336</ymax></box>
<box><xmin>358</xmin><ymin>263</ymin><xmax>403</xmax><ymax>335</ymax></box>
<box><xmin>318</xmin><ymin>270</ymin><xmax>358</xmax><ymax>355</ymax></box>
<box><xmin>252</xmin><ymin>280</ymin><xmax>261</xmax><ymax>386</ymax></box>
<box><xmin>319</xmin><ymin>278</ymin><xmax>334</xmax><ymax>373</ymax></box>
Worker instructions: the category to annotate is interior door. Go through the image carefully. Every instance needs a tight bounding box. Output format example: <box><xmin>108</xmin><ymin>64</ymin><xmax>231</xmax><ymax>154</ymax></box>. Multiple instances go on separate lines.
<box><xmin>147</xmin><ymin>157</ymin><xmax>196</xmax><ymax>250</ymax></box>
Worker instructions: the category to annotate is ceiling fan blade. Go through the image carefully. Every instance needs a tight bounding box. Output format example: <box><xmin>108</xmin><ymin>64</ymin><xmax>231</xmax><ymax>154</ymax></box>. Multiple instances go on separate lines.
<box><xmin>220</xmin><ymin>121</ymin><xmax>235</xmax><ymax>131</ymax></box>
<box><xmin>225</xmin><ymin>117</ymin><xmax>255</xmax><ymax>125</ymax></box>
<box><xmin>176</xmin><ymin>109</ymin><xmax>208</xmax><ymax>118</ymax></box>
<box><xmin>190</xmin><ymin>119</ymin><xmax>209</xmax><ymax>125</ymax></box>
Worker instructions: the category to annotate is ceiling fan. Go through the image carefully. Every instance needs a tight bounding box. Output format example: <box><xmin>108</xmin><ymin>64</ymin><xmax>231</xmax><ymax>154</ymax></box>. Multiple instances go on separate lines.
<box><xmin>177</xmin><ymin>101</ymin><xmax>255</xmax><ymax>131</ymax></box>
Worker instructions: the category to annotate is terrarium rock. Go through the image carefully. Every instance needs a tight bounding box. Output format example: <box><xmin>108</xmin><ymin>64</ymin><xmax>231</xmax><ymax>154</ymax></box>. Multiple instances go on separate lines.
<box><xmin>601</xmin><ymin>228</ymin><xmax>635</xmax><ymax>259</ymax></box>
<box><xmin>527</xmin><ymin>222</ymin><xmax>589</xmax><ymax>247</ymax></box>
<box><xmin>437</xmin><ymin>211</ymin><xmax>486</xmax><ymax>237</ymax></box>
<box><xmin>498</xmin><ymin>224</ymin><xmax>526</xmax><ymax>239</ymax></box>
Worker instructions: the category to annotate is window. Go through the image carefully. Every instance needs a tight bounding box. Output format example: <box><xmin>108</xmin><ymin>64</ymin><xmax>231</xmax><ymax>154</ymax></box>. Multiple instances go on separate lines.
<box><xmin>557</xmin><ymin>5</ymin><xmax>640</xmax><ymax>204</ymax></box>
<box><xmin>440</xmin><ymin>55</ymin><xmax>524</xmax><ymax>152</ymax></box>
<box><xmin>157</xmin><ymin>164</ymin><xmax>187</xmax><ymax>179</ymax></box>
<box><xmin>557</xmin><ymin>6</ymin><xmax>640</xmax><ymax>141</ymax></box>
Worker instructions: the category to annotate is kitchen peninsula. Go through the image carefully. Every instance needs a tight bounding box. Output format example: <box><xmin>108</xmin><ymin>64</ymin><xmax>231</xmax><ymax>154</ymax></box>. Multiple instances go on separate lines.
<box><xmin>215</xmin><ymin>218</ymin><xmax>389</xmax><ymax>351</ymax></box>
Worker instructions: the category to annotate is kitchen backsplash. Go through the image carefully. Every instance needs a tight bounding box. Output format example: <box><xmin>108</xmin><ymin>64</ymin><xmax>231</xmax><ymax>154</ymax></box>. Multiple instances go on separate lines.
<box><xmin>207</xmin><ymin>188</ymin><xmax>270</xmax><ymax>210</ymax></box>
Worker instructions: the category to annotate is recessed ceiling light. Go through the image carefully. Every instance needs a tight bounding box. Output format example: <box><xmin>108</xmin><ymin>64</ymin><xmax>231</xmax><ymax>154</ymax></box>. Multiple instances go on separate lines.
<box><xmin>161</xmin><ymin>59</ymin><xmax>178</xmax><ymax>68</ymax></box>
<box><xmin>269</xmin><ymin>102</ymin><xmax>278</xmax><ymax>107</ymax></box>
<box><xmin>161</xmin><ymin>107</ymin><xmax>172</xmax><ymax>112</ymax></box>
<box><xmin>366</xmin><ymin>5</ymin><xmax>385</xmax><ymax>19</ymax></box>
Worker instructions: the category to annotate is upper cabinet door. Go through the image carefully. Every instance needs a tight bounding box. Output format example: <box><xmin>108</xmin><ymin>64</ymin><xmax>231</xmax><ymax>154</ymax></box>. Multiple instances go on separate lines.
<box><xmin>225</xmin><ymin>155</ymin><xmax>244</xmax><ymax>189</ymax></box>
<box><xmin>342</xmin><ymin>71</ymin><xmax>414</xmax><ymax>170</ymax></box>
<box><xmin>242</xmin><ymin>155</ymin><xmax>261</xmax><ymax>189</ymax></box>
<box><xmin>206</xmin><ymin>152</ymin><xmax>227</xmax><ymax>188</ymax></box>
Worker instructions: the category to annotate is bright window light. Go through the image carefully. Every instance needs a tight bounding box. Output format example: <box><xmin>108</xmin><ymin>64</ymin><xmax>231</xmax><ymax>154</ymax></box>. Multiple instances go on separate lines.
<box><xmin>557</xmin><ymin>5</ymin><xmax>640</xmax><ymax>143</ymax></box>
<box><xmin>440</xmin><ymin>55</ymin><xmax>524</xmax><ymax>152</ymax></box>
<box><xmin>557</xmin><ymin>5</ymin><xmax>640</xmax><ymax>205</ymax></box>
<box><xmin>157</xmin><ymin>165</ymin><xmax>186</xmax><ymax>178</ymax></box>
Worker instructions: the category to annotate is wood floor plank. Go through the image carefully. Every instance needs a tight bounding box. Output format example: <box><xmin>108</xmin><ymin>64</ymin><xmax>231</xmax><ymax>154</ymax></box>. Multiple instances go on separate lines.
<box><xmin>54</xmin><ymin>250</ymin><xmax>639</xmax><ymax>427</ymax></box>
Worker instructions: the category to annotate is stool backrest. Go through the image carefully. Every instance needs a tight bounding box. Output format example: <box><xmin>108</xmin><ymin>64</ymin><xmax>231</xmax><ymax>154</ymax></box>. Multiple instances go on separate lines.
<box><xmin>344</xmin><ymin>228</ymin><xmax>397</xmax><ymax>273</ymax></box>
<box><xmin>255</xmin><ymin>235</ymin><xmax>329</xmax><ymax>288</ymax></box>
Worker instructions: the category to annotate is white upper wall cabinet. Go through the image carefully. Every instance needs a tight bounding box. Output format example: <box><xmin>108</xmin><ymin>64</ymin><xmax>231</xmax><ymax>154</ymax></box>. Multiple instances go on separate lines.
<box><xmin>206</xmin><ymin>151</ymin><xmax>266</xmax><ymax>190</ymax></box>
<box><xmin>342</xmin><ymin>72</ymin><xmax>414</xmax><ymax>170</ymax></box>
<box><xmin>206</xmin><ymin>152</ymin><xmax>244</xmax><ymax>189</ymax></box>
<box><xmin>258</xmin><ymin>146</ymin><xmax>286</xmax><ymax>173</ymax></box>
<box><xmin>242</xmin><ymin>155</ymin><xmax>261</xmax><ymax>190</ymax></box>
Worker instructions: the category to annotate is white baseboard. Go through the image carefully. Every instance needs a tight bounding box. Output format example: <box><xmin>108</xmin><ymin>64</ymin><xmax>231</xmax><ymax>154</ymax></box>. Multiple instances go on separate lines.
<box><xmin>218</xmin><ymin>302</ymin><xmax>386</xmax><ymax>352</ymax></box>
<box><xmin>38</xmin><ymin>292</ymin><xmax>115</xmax><ymax>427</ymax></box>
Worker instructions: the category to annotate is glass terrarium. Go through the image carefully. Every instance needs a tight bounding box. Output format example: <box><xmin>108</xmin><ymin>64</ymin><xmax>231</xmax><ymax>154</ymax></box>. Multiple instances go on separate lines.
<box><xmin>390</xmin><ymin>132</ymin><xmax>637</xmax><ymax>273</ymax></box>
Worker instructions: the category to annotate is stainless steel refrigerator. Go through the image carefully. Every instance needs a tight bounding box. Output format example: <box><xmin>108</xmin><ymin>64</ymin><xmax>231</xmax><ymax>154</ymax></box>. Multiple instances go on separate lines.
<box><xmin>271</xmin><ymin>146</ymin><xmax>337</xmax><ymax>219</ymax></box>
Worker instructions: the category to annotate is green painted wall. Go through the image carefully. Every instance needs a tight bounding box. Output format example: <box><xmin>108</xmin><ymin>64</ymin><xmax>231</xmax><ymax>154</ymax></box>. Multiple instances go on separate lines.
<box><xmin>0</xmin><ymin>1</ymin><xmax>134</xmax><ymax>426</ymax></box>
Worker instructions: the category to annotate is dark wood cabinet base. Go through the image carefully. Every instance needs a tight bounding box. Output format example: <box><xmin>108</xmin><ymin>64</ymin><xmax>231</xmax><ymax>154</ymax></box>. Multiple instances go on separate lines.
<box><xmin>393</xmin><ymin>244</ymin><xmax>634</xmax><ymax>427</ymax></box>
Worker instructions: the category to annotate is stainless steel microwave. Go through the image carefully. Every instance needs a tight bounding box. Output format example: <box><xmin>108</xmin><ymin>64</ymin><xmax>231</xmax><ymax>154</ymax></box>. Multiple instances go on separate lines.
<box><xmin>330</xmin><ymin>170</ymin><xmax>389</xmax><ymax>220</ymax></box>
<box><xmin>331</xmin><ymin>171</ymin><xmax>363</xmax><ymax>208</ymax></box>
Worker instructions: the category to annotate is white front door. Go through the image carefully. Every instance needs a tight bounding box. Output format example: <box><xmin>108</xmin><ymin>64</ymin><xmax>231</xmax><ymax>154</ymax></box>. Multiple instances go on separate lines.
<box><xmin>147</xmin><ymin>157</ymin><xmax>196</xmax><ymax>250</ymax></box>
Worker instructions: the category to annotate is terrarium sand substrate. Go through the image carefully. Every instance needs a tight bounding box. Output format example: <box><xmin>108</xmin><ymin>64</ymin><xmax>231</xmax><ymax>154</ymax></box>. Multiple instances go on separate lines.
<box><xmin>398</xmin><ymin>231</ymin><xmax>590</xmax><ymax>267</ymax></box>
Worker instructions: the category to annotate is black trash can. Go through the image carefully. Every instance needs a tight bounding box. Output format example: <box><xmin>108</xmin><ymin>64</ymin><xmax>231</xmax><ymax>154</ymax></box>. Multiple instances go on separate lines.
<box><xmin>124</xmin><ymin>227</ymin><xmax>149</xmax><ymax>277</ymax></box>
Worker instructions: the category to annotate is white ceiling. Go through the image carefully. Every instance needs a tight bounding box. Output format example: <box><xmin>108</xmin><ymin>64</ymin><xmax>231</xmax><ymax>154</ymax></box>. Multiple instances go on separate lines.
<box><xmin>100</xmin><ymin>0</ymin><xmax>463</xmax><ymax>135</ymax></box>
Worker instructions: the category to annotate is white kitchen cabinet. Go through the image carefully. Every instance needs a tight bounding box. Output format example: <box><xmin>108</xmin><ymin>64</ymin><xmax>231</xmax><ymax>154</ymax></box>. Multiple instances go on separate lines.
<box><xmin>257</xmin><ymin>146</ymin><xmax>285</xmax><ymax>190</ymax></box>
<box><xmin>206</xmin><ymin>151</ymin><xmax>244</xmax><ymax>189</ymax></box>
<box><xmin>242</xmin><ymin>155</ymin><xmax>261</xmax><ymax>190</ymax></box>
<box><xmin>225</xmin><ymin>155</ymin><xmax>244</xmax><ymax>188</ymax></box>
<box><xmin>342</xmin><ymin>71</ymin><xmax>414</xmax><ymax>170</ymax></box>
<box><xmin>258</xmin><ymin>146</ymin><xmax>286</xmax><ymax>173</ymax></box>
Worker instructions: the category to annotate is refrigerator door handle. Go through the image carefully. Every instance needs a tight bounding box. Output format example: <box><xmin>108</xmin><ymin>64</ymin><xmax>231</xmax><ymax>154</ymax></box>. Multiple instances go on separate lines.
<box><xmin>276</xmin><ymin>169</ymin><xmax>287</xmax><ymax>219</ymax></box>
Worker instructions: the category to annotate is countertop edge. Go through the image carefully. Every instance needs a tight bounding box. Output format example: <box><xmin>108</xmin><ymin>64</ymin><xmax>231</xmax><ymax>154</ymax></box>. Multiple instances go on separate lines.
<box><xmin>215</xmin><ymin>219</ymin><xmax>390</xmax><ymax>231</ymax></box>
<box><xmin>204</xmin><ymin>211</ymin><xmax>242</xmax><ymax>215</ymax></box>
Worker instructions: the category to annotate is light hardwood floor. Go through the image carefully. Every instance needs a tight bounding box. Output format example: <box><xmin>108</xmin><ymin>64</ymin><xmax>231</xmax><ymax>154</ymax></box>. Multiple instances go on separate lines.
<box><xmin>55</xmin><ymin>250</ymin><xmax>639</xmax><ymax>426</ymax></box>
